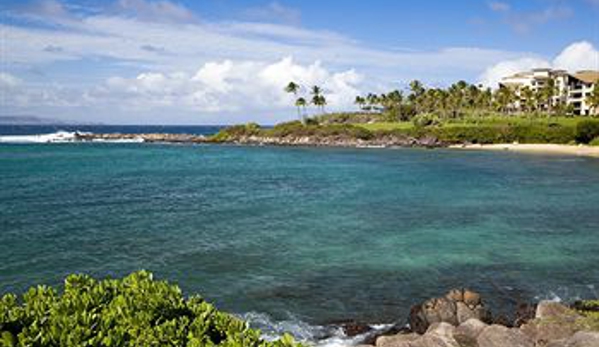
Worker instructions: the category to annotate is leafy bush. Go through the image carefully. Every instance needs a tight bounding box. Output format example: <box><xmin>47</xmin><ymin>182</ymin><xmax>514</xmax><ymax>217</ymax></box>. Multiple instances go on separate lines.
<box><xmin>410</xmin><ymin>124</ymin><xmax>576</xmax><ymax>144</ymax></box>
<box><xmin>575</xmin><ymin>120</ymin><xmax>599</xmax><ymax>144</ymax></box>
<box><xmin>0</xmin><ymin>271</ymin><xmax>299</xmax><ymax>347</ymax></box>
<box><xmin>211</xmin><ymin>123</ymin><xmax>263</xmax><ymax>142</ymax></box>
<box><xmin>412</xmin><ymin>114</ymin><xmax>441</xmax><ymax>128</ymax></box>
<box><xmin>590</xmin><ymin>137</ymin><xmax>599</xmax><ymax>146</ymax></box>
<box><xmin>263</xmin><ymin>122</ymin><xmax>374</xmax><ymax>140</ymax></box>
<box><xmin>573</xmin><ymin>300</ymin><xmax>599</xmax><ymax>331</ymax></box>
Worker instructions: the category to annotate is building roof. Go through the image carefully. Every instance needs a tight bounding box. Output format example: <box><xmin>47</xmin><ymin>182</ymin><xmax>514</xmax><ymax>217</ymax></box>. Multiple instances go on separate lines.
<box><xmin>573</xmin><ymin>71</ymin><xmax>599</xmax><ymax>84</ymax></box>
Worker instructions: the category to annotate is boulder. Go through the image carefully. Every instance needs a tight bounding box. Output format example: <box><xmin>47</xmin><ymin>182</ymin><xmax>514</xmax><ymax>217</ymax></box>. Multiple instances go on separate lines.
<box><xmin>520</xmin><ymin>301</ymin><xmax>582</xmax><ymax>344</ymax></box>
<box><xmin>414</xmin><ymin>323</ymin><xmax>460</xmax><ymax>347</ymax></box>
<box><xmin>454</xmin><ymin>319</ymin><xmax>487</xmax><ymax>347</ymax></box>
<box><xmin>563</xmin><ymin>331</ymin><xmax>599</xmax><ymax>347</ymax></box>
<box><xmin>536</xmin><ymin>301</ymin><xmax>574</xmax><ymax>319</ymax></box>
<box><xmin>409</xmin><ymin>289</ymin><xmax>491</xmax><ymax>334</ymax></box>
<box><xmin>477</xmin><ymin>325</ymin><xmax>533</xmax><ymax>347</ymax></box>
<box><xmin>375</xmin><ymin>332</ymin><xmax>419</xmax><ymax>347</ymax></box>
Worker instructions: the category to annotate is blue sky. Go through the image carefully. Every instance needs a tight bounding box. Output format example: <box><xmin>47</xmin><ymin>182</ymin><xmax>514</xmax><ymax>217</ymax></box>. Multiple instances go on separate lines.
<box><xmin>1</xmin><ymin>0</ymin><xmax>598</xmax><ymax>124</ymax></box>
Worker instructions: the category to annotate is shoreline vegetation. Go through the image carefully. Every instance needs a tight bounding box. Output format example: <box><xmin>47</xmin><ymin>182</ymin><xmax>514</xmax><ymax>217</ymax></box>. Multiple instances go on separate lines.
<box><xmin>74</xmin><ymin>78</ymin><xmax>599</xmax><ymax>157</ymax></box>
<box><xmin>1</xmin><ymin>272</ymin><xmax>598</xmax><ymax>346</ymax></box>
<box><xmin>75</xmin><ymin>114</ymin><xmax>599</xmax><ymax>157</ymax></box>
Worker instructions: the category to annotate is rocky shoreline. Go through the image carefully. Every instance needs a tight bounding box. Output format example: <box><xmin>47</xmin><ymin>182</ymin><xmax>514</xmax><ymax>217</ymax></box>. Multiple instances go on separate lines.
<box><xmin>332</xmin><ymin>289</ymin><xmax>598</xmax><ymax>347</ymax></box>
<box><xmin>74</xmin><ymin>132</ymin><xmax>446</xmax><ymax>148</ymax></box>
<box><xmin>75</xmin><ymin>132</ymin><xmax>208</xmax><ymax>143</ymax></box>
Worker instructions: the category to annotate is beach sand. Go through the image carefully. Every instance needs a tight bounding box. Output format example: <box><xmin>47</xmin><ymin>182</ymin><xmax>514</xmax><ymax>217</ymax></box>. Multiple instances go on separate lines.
<box><xmin>449</xmin><ymin>143</ymin><xmax>599</xmax><ymax>158</ymax></box>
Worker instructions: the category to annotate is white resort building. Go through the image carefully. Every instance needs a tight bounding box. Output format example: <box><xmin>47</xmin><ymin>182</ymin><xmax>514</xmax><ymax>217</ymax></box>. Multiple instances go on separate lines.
<box><xmin>499</xmin><ymin>68</ymin><xmax>599</xmax><ymax>115</ymax></box>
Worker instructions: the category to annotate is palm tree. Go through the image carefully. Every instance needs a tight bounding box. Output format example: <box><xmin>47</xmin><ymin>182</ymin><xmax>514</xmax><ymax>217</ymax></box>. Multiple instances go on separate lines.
<box><xmin>285</xmin><ymin>81</ymin><xmax>301</xmax><ymax>121</ymax></box>
<box><xmin>366</xmin><ymin>93</ymin><xmax>380</xmax><ymax>112</ymax></box>
<box><xmin>539</xmin><ymin>79</ymin><xmax>557</xmax><ymax>114</ymax></box>
<box><xmin>355</xmin><ymin>96</ymin><xmax>367</xmax><ymax>111</ymax></box>
<box><xmin>312</xmin><ymin>94</ymin><xmax>327</xmax><ymax>114</ymax></box>
<box><xmin>587</xmin><ymin>84</ymin><xmax>599</xmax><ymax>117</ymax></box>
<box><xmin>310</xmin><ymin>86</ymin><xmax>326</xmax><ymax>114</ymax></box>
<box><xmin>408</xmin><ymin>80</ymin><xmax>425</xmax><ymax>114</ymax></box>
<box><xmin>520</xmin><ymin>87</ymin><xmax>535</xmax><ymax>113</ymax></box>
<box><xmin>295</xmin><ymin>97</ymin><xmax>308</xmax><ymax>123</ymax></box>
<box><xmin>494</xmin><ymin>87</ymin><xmax>516</xmax><ymax>114</ymax></box>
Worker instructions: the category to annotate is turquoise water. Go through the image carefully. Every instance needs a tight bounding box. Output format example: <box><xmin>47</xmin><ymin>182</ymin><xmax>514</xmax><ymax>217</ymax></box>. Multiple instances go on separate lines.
<box><xmin>1</xmin><ymin>143</ymin><xmax>599</xmax><ymax>330</ymax></box>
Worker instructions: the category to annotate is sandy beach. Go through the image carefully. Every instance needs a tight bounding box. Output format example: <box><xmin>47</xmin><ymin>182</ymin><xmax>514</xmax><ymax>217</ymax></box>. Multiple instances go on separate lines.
<box><xmin>450</xmin><ymin>143</ymin><xmax>599</xmax><ymax>157</ymax></box>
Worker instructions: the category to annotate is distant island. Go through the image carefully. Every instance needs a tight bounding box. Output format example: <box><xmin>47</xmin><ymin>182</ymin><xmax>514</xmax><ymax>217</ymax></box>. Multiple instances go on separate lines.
<box><xmin>0</xmin><ymin>115</ymin><xmax>102</xmax><ymax>125</ymax></box>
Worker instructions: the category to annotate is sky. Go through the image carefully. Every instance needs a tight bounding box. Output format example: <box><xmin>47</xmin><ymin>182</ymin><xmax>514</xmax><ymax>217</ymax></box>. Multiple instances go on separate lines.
<box><xmin>1</xmin><ymin>0</ymin><xmax>598</xmax><ymax>125</ymax></box>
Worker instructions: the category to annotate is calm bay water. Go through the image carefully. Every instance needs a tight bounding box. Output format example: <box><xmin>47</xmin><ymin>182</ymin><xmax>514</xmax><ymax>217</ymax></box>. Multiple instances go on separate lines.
<box><xmin>1</xmin><ymin>127</ymin><xmax>599</xmax><ymax>340</ymax></box>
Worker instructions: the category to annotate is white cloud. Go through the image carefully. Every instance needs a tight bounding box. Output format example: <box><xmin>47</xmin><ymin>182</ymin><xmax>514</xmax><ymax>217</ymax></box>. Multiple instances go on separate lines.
<box><xmin>2</xmin><ymin>0</ymin><xmax>595</xmax><ymax>123</ymax></box>
<box><xmin>478</xmin><ymin>41</ymin><xmax>599</xmax><ymax>87</ymax></box>
<box><xmin>489</xmin><ymin>2</ymin><xmax>573</xmax><ymax>34</ymax></box>
<box><xmin>0</xmin><ymin>72</ymin><xmax>22</xmax><ymax>88</ymax></box>
<box><xmin>479</xmin><ymin>57</ymin><xmax>550</xmax><ymax>87</ymax></box>
<box><xmin>115</xmin><ymin>0</ymin><xmax>195</xmax><ymax>23</ymax></box>
<box><xmin>553</xmin><ymin>41</ymin><xmax>599</xmax><ymax>71</ymax></box>
<box><xmin>488</xmin><ymin>1</ymin><xmax>510</xmax><ymax>12</ymax></box>
<box><xmin>243</xmin><ymin>1</ymin><xmax>301</xmax><ymax>26</ymax></box>
<box><xmin>88</xmin><ymin>57</ymin><xmax>363</xmax><ymax>121</ymax></box>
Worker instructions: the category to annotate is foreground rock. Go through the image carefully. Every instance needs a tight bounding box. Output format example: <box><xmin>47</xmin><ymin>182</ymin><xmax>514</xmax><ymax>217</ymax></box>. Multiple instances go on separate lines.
<box><xmin>409</xmin><ymin>289</ymin><xmax>491</xmax><ymax>334</ymax></box>
<box><xmin>367</xmin><ymin>293</ymin><xmax>599</xmax><ymax>347</ymax></box>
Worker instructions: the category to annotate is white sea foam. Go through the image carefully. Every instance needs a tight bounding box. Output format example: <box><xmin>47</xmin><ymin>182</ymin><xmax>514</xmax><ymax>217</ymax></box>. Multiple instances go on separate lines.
<box><xmin>238</xmin><ymin>312</ymin><xmax>394</xmax><ymax>347</ymax></box>
<box><xmin>0</xmin><ymin>131</ymin><xmax>144</xmax><ymax>143</ymax></box>
<box><xmin>0</xmin><ymin>131</ymin><xmax>82</xmax><ymax>143</ymax></box>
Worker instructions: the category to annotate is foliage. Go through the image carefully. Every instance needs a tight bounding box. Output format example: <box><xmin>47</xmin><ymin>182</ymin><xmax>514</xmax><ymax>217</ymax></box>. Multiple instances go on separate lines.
<box><xmin>590</xmin><ymin>137</ymin><xmax>599</xmax><ymax>146</ymax></box>
<box><xmin>263</xmin><ymin>121</ymin><xmax>374</xmax><ymax>140</ymax></box>
<box><xmin>412</xmin><ymin>113</ymin><xmax>441</xmax><ymax>128</ymax></box>
<box><xmin>0</xmin><ymin>271</ymin><xmax>300</xmax><ymax>347</ymax></box>
<box><xmin>211</xmin><ymin>123</ymin><xmax>262</xmax><ymax>142</ymax></box>
<box><xmin>573</xmin><ymin>300</ymin><xmax>599</xmax><ymax>332</ymax></box>
<box><xmin>575</xmin><ymin>120</ymin><xmax>599</xmax><ymax>144</ymax></box>
<box><xmin>313</xmin><ymin>112</ymin><xmax>385</xmax><ymax>124</ymax></box>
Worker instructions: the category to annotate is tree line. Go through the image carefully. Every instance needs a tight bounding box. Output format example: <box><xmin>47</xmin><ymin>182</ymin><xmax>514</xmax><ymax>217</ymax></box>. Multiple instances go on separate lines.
<box><xmin>359</xmin><ymin>79</ymin><xmax>599</xmax><ymax>121</ymax></box>
<box><xmin>285</xmin><ymin>79</ymin><xmax>599</xmax><ymax>123</ymax></box>
<box><xmin>284</xmin><ymin>82</ymin><xmax>327</xmax><ymax>123</ymax></box>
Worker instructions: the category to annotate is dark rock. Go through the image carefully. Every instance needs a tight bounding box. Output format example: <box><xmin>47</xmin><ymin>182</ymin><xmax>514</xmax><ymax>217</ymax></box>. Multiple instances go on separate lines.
<box><xmin>491</xmin><ymin>314</ymin><xmax>512</xmax><ymax>327</ymax></box>
<box><xmin>334</xmin><ymin>320</ymin><xmax>373</xmax><ymax>337</ymax></box>
<box><xmin>513</xmin><ymin>303</ymin><xmax>536</xmax><ymax>327</ymax></box>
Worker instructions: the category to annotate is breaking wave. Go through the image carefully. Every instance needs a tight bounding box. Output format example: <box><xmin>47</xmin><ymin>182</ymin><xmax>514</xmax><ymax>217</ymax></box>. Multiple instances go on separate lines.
<box><xmin>0</xmin><ymin>131</ymin><xmax>144</xmax><ymax>143</ymax></box>
<box><xmin>238</xmin><ymin>312</ymin><xmax>395</xmax><ymax>347</ymax></box>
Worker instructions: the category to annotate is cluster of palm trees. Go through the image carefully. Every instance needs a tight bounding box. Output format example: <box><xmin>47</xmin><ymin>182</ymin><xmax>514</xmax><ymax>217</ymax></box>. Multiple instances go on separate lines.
<box><xmin>284</xmin><ymin>82</ymin><xmax>327</xmax><ymax>122</ymax></box>
<box><xmin>353</xmin><ymin>79</ymin><xmax>587</xmax><ymax>121</ymax></box>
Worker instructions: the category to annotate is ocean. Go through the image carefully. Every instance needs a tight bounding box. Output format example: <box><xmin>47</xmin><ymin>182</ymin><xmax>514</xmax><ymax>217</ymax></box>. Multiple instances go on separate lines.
<box><xmin>1</xmin><ymin>125</ymin><xmax>599</xmax><ymax>345</ymax></box>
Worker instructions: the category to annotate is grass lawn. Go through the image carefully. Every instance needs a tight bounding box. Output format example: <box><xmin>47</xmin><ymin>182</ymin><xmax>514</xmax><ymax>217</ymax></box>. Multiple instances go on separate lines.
<box><xmin>355</xmin><ymin>122</ymin><xmax>413</xmax><ymax>131</ymax></box>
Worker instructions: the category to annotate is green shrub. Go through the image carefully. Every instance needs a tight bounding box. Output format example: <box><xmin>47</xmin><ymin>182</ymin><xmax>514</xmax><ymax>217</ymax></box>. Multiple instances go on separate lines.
<box><xmin>575</xmin><ymin>120</ymin><xmax>599</xmax><ymax>144</ymax></box>
<box><xmin>0</xmin><ymin>271</ymin><xmax>299</xmax><ymax>347</ymax></box>
<box><xmin>211</xmin><ymin>123</ymin><xmax>263</xmax><ymax>142</ymax></box>
<box><xmin>590</xmin><ymin>137</ymin><xmax>599</xmax><ymax>146</ymax></box>
<box><xmin>573</xmin><ymin>300</ymin><xmax>599</xmax><ymax>332</ymax></box>
<box><xmin>412</xmin><ymin>114</ymin><xmax>441</xmax><ymax>128</ymax></box>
